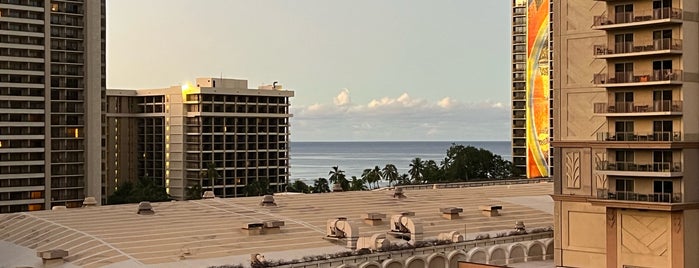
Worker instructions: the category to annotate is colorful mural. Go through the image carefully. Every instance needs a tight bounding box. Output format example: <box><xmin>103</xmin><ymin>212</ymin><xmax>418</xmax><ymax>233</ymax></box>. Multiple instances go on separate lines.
<box><xmin>526</xmin><ymin>0</ymin><xmax>550</xmax><ymax>178</ymax></box>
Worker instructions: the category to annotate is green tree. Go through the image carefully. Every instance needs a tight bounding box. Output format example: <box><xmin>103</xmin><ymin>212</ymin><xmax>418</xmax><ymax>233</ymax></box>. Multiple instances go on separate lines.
<box><xmin>397</xmin><ymin>173</ymin><xmax>410</xmax><ymax>185</ymax></box>
<box><xmin>108</xmin><ymin>177</ymin><xmax>170</xmax><ymax>204</ymax></box>
<box><xmin>443</xmin><ymin>144</ymin><xmax>514</xmax><ymax>180</ymax></box>
<box><xmin>328</xmin><ymin>166</ymin><xmax>350</xmax><ymax>191</ymax></box>
<box><xmin>408</xmin><ymin>157</ymin><xmax>424</xmax><ymax>183</ymax></box>
<box><xmin>312</xmin><ymin>178</ymin><xmax>331</xmax><ymax>193</ymax></box>
<box><xmin>288</xmin><ymin>179</ymin><xmax>311</xmax><ymax>193</ymax></box>
<box><xmin>422</xmin><ymin>160</ymin><xmax>444</xmax><ymax>183</ymax></box>
<box><xmin>381</xmin><ymin>164</ymin><xmax>399</xmax><ymax>187</ymax></box>
<box><xmin>362</xmin><ymin>166</ymin><xmax>382</xmax><ymax>189</ymax></box>
<box><xmin>244</xmin><ymin>179</ymin><xmax>270</xmax><ymax>196</ymax></box>
<box><xmin>349</xmin><ymin>176</ymin><xmax>368</xmax><ymax>191</ymax></box>
<box><xmin>185</xmin><ymin>183</ymin><xmax>203</xmax><ymax>200</ymax></box>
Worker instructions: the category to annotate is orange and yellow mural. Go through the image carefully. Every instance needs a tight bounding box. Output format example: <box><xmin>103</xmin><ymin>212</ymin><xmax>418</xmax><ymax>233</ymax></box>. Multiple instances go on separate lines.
<box><xmin>526</xmin><ymin>0</ymin><xmax>550</xmax><ymax>178</ymax></box>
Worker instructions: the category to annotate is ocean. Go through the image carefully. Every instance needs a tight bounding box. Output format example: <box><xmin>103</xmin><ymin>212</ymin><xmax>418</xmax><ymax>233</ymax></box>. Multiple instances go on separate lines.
<box><xmin>289</xmin><ymin>141</ymin><xmax>511</xmax><ymax>184</ymax></box>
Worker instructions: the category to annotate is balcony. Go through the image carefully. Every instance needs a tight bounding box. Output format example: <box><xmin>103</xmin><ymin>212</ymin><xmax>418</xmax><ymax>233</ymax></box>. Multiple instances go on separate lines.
<box><xmin>593</xmin><ymin>8</ymin><xmax>683</xmax><ymax>30</ymax></box>
<box><xmin>593</xmin><ymin>39</ymin><xmax>682</xmax><ymax>59</ymax></box>
<box><xmin>593</xmin><ymin>101</ymin><xmax>682</xmax><ymax>116</ymax></box>
<box><xmin>596</xmin><ymin>131</ymin><xmax>681</xmax><ymax>142</ymax></box>
<box><xmin>596</xmin><ymin>160</ymin><xmax>682</xmax><ymax>177</ymax></box>
<box><xmin>596</xmin><ymin>189</ymin><xmax>682</xmax><ymax>204</ymax></box>
<box><xmin>593</xmin><ymin>70</ymin><xmax>682</xmax><ymax>87</ymax></box>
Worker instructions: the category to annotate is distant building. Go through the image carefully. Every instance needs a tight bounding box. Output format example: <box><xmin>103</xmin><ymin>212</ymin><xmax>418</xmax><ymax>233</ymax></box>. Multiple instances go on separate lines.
<box><xmin>511</xmin><ymin>0</ymin><xmax>554</xmax><ymax>178</ymax></box>
<box><xmin>0</xmin><ymin>1</ymin><xmax>106</xmax><ymax>213</ymax></box>
<box><xmin>553</xmin><ymin>0</ymin><xmax>699</xmax><ymax>267</ymax></box>
<box><xmin>105</xmin><ymin>78</ymin><xmax>294</xmax><ymax>201</ymax></box>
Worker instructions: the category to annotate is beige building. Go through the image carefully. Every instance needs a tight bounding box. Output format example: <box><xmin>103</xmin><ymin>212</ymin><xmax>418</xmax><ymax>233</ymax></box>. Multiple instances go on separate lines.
<box><xmin>552</xmin><ymin>0</ymin><xmax>699</xmax><ymax>267</ymax></box>
<box><xmin>0</xmin><ymin>0</ymin><xmax>105</xmax><ymax>213</ymax></box>
<box><xmin>105</xmin><ymin>78</ymin><xmax>293</xmax><ymax>201</ymax></box>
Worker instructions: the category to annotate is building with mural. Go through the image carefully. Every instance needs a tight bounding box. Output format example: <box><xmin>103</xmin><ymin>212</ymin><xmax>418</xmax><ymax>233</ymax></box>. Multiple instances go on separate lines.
<box><xmin>511</xmin><ymin>0</ymin><xmax>554</xmax><ymax>178</ymax></box>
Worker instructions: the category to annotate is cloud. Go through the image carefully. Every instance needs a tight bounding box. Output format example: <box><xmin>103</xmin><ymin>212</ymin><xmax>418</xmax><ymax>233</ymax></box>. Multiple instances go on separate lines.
<box><xmin>291</xmin><ymin>91</ymin><xmax>510</xmax><ymax>141</ymax></box>
<box><xmin>333</xmin><ymin>88</ymin><xmax>351</xmax><ymax>106</ymax></box>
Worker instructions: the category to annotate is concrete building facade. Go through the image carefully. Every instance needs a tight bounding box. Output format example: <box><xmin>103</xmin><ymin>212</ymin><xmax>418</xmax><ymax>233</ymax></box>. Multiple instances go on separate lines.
<box><xmin>105</xmin><ymin>78</ymin><xmax>294</xmax><ymax>201</ymax></box>
<box><xmin>0</xmin><ymin>0</ymin><xmax>105</xmax><ymax>213</ymax></box>
<box><xmin>552</xmin><ymin>0</ymin><xmax>699</xmax><ymax>267</ymax></box>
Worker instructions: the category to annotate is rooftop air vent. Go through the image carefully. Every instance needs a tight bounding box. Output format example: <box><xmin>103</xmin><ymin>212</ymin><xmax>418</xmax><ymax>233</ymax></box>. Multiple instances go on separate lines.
<box><xmin>260</xmin><ymin>195</ymin><xmax>276</xmax><ymax>206</ymax></box>
<box><xmin>137</xmin><ymin>201</ymin><xmax>154</xmax><ymax>215</ymax></box>
<box><xmin>82</xmin><ymin>197</ymin><xmax>97</xmax><ymax>207</ymax></box>
<box><xmin>393</xmin><ymin>187</ymin><xmax>406</xmax><ymax>199</ymax></box>
<box><xmin>202</xmin><ymin>191</ymin><xmax>215</xmax><ymax>199</ymax></box>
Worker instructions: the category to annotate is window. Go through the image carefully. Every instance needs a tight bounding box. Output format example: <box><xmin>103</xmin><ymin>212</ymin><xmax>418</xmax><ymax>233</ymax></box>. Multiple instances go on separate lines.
<box><xmin>653</xmin><ymin>0</ymin><xmax>672</xmax><ymax>19</ymax></box>
<box><xmin>653</xmin><ymin>90</ymin><xmax>673</xmax><ymax>111</ymax></box>
<box><xmin>652</xmin><ymin>60</ymin><xmax>673</xmax><ymax>80</ymax></box>
<box><xmin>614</xmin><ymin>92</ymin><xmax>633</xmax><ymax>112</ymax></box>
<box><xmin>614</xmin><ymin>33</ymin><xmax>633</xmax><ymax>53</ymax></box>
<box><xmin>652</xmin><ymin>120</ymin><xmax>673</xmax><ymax>141</ymax></box>
<box><xmin>614</xmin><ymin>63</ymin><xmax>633</xmax><ymax>83</ymax></box>
<box><xmin>616</xmin><ymin>179</ymin><xmax>634</xmax><ymax>200</ymax></box>
<box><xmin>615</xmin><ymin>121</ymin><xmax>634</xmax><ymax>141</ymax></box>
<box><xmin>652</xmin><ymin>150</ymin><xmax>673</xmax><ymax>171</ymax></box>
<box><xmin>615</xmin><ymin>150</ymin><xmax>634</xmax><ymax>170</ymax></box>
<box><xmin>652</xmin><ymin>29</ymin><xmax>673</xmax><ymax>50</ymax></box>
<box><xmin>653</xmin><ymin>180</ymin><xmax>673</xmax><ymax>202</ymax></box>
<box><xmin>614</xmin><ymin>4</ymin><xmax>633</xmax><ymax>23</ymax></box>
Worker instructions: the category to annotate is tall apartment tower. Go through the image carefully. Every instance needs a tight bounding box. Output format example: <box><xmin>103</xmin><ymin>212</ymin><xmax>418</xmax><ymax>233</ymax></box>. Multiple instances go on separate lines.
<box><xmin>552</xmin><ymin>0</ymin><xmax>699</xmax><ymax>267</ymax></box>
<box><xmin>105</xmin><ymin>78</ymin><xmax>293</xmax><ymax>201</ymax></box>
<box><xmin>0</xmin><ymin>0</ymin><xmax>106</xmax><ymax>213</ymax></box>
<box><xmin>511</xmin><ymin>0</ymin><xmax>554</xmax><ymax>178</ymax></box>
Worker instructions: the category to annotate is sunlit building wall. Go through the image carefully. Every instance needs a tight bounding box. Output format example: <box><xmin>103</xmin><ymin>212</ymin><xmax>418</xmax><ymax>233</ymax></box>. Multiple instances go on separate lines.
<box><xmin>552</xmin><ymin>0</ymin><xmax>699</xmax><ymax>267</ymax></box>
<box><xmin>105</xmin><ymin>78</ymin><xmax>294</xmax><ymax>201</ymax></box>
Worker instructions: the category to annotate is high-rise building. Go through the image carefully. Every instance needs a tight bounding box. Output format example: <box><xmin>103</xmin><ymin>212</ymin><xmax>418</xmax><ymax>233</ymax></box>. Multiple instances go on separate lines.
<box><xmin>105</xmin><ymin>78</ymin><xmax>293</xmax><ymax>201</ymax></box>
<box><xmin>511</xmin><ymin>0</ymin><xmax>554</xmax><ymax>178</ymax></box>
<box><xmin>0</xmin><ymin>0</ymin><xmax>106</xmax><ymax>213</ymax></box>
<box><xmin>552</xmin><ymin>0</ymin><xmax>698</xmax><ymax>267</ymax></box>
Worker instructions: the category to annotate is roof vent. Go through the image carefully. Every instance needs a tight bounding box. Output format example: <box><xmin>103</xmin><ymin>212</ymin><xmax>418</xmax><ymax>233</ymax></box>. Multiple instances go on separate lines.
<box><xmin>332</xmin><ymin>183</ymin><xmax>344</xmax><ymax>192</ymax></box>
<box><xmin>438</xmin><ymin>231</ymin><xmax>464</xmax><ymax>243</ymax></box>
<box><xmin>324</xmin><ymin>217</ymin><xmax>359</xmax><ymax>249</ymax></box>
<box><xmin>241</xmin><ymin>220</ymin><xmax>285</xmax><ymax>236</ymax></box>
<box><xmin>388</xmin><ymin>214</ymin><xmax>423</xmax><ymax>244</ymax></box>
<box><xmin>137</xmin><ymin>201</ymin><xmax>154</xmax><ymax>215</ymax></box>
<box><xmin>361</xmin><ymin>212</ymin><xmax>386</xmax><ymax>226</ymax></box>
<box><xmin>439</xmin><ymin>207</ymin><xmax>464</xmax><ymax>220</ymax></box>
<box><xmin>82</xmin><ymin>197</ymin><xmax>97</xmax><ymax>207</ymax></box>
<box><xmin>393</xmin><ymin>187</ymin><xmax>406</xmax><ymax>199</ymax></box>
<box><xmin>479</xmin><ymin>205</ymin><xmax>503</xmax><ymax>217</ymax></box>
<box><xmin>202</xmin><ymin>191</ymin><xmax>215</xmax><ymax>199</ymax></box>
<box><xmin>260</xmin><ymin>195</ymin><xmax>276</xmax><ymax>206</ymax></box>
<box><xmin>37</xmin><ymin>249</ymin><xmax>68</xmax><ymax>265</ymax></box>
<box><xmin>52</xmin><ymin>206</ymin><xmax>67</xmax><ymax>211</ymax></box>
<box><xmin>357</xmin><ymin>233</ymin><xmax>390</xmax><ymax>252</ymax></box>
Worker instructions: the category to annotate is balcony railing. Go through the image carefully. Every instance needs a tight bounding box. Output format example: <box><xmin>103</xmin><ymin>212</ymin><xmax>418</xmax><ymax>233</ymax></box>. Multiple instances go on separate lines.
<box><xmin>596</xmin><ymin>189</ymin><xmax>682</xmax><ymax>203</ymax></box>
<box><xmin>593</xmin><ymin>70</ymin><xmax>682</xmax><ymax>85</ymax></box>
<box><xmin>596</xmin><ymin>161</ymin><xmax>682</xmax><ymax>172</ymax></box>
<box><xmin>593</xmin><ymin>101</ymin><xmax>682</xmax><ymax>114</ymax></box>
<box><xmin>596</xmin><ymin>131</ymin><xmax>681</xmax><ymax>142</ymax></box>
<box><xmin>593</xmin><ymin>8</ymin><xmax>683</xmax><ymax>27</ymax></box>
<box><xmin>593</xmin><ymin>39</ymin><xmax>682</xmax><ymax>56</ymax></box>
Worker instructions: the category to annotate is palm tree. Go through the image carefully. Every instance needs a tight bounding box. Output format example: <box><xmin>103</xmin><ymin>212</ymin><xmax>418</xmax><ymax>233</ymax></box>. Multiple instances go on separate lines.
<box><xmin>398</xmin><ymin>173</ymin><xmax>410</xmax><ymax>185</ymax></box>
<box><xmin>312</xmin><ymin>178</ymin><xmax>330</xmax><ymax>193</ymax></box>
<box><xmin>361</xmin><ymin>167</ymin><xmax>381</xmax><ymax>190</ymax></box>
<box><xmin>328</xmin><ymin>166</ymin><xmax>349</xmax><ymax>191</ymax></box>
<box><xmin>349</xmin><ymin>176</ymin><xmax>368</xmax><ymax>191</ymax></box>
<box><xmin>382</xmin><ymin>164</ymin><xmax>399</xmax><ymax>187</ymax></box>
<box><xmin>409</xmin><ymin>157</ymin><xmax>424</xmax><ymax>184</ymax></box>
<box><xmin>371</xmin><ymin>166</ymin><xmax>381</xmax><ymax>189</ymax></box>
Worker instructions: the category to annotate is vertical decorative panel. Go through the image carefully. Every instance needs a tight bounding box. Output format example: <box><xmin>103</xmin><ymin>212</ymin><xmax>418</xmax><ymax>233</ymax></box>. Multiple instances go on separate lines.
<box><xmin>526</xmin><ymin>0</ymin><xmax>551</xmax><ymax>178</ymax></box>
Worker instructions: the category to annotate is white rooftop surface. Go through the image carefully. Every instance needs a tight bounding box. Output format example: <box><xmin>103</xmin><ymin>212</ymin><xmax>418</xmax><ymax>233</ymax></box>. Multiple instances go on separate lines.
<box><xmin>0</xmin><ymin>183</ymin><xmax>553</xmax><ymax>268</ymax></box>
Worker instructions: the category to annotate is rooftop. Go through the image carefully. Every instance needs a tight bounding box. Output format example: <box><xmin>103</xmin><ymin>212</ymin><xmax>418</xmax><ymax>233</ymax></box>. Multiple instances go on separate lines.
<box><xmin>0</xmin><ymin>183</ymin><xmax>553</xmax><ymax>268</ymax></box>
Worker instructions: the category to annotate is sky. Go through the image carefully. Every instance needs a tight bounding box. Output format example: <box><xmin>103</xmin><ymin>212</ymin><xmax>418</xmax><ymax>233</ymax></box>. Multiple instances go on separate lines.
<box><xmin>107</xmin><ymin>0</ymin><xmax>512</xmax><ymax>141</ymax></box>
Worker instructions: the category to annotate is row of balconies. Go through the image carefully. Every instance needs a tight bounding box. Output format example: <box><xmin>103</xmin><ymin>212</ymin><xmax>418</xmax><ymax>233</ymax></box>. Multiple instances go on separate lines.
<box><xmin>0</xmin><ymin>21</ymin><xmax>44</xmax><ymax>34</ymax></box>
<box><xmin>596</xmin><ymin>131</ymin><xmax>681</xmax><ymax>142</ymax></box>
<box><xmin>593</xmin><ymin>7</ymin><xmax>682</xmax><ymax>28</ymax></box>
<box><xmin>593</xmin><ymin>101</ymin><xmax>682</xmax><ymax>114</ymax></box>
<box><xmin>593</xmin><ymin>70</ymin><xmax>681</xmax><ymax>86</ymax></box>
<box><xmin>593</xmin><ymin>39</ymin><xmax>682</xmax><ymax>58</ymax></box>
<box><xmin>0</xmin><ymin>7</ymin><xmax>43</xmax><ymax>20</ymax></box>
<box><xmin>0</xmin><ymin>126</ymin><xmax>43</xmax><ymax>135</ymax></box>
<box><xmin>596</xmin><ymin>189</ymin><xmax>681</xmax><ymax>204</ymax></box>
<box><xmin>188</xmin><ymin>94</ymin><xmax>289</xmax><ymax>105</ymax></box>
<box><xmin>0</xmin><ymin>177</ymin><xmax>44</xmax><ymax>188</ymax></box>
<box><xmin>0</xmin><ymin>47</ymin><xmax>44</xmax><ymax>58</ymax></box>
<box><xmin>597</xmin><ymin>160</ymin><xmax>681</xmax><ymax>173</ymax></box>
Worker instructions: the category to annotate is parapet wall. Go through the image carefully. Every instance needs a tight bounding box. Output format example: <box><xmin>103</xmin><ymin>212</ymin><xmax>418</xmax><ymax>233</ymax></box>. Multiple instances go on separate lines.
<box><xmin>273</xmin><ymin>232</ymin><xmax>553</xmax><ymax>268</ymax></box>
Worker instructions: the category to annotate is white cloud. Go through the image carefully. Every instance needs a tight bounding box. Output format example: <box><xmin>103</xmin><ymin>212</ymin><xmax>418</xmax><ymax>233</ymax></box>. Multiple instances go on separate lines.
<box><xmin>333</xmin><ymin>88</ymin><xmax>351</xmax><ymax>106</ymax></box>
<box><xmin>291</xmin><ymin>91</ymin><xmax>509</xmax><ymax>141</ymax></box>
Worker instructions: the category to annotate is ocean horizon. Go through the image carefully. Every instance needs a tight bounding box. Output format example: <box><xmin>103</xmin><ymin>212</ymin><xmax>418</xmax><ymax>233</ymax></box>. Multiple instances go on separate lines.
<box><xmin>289</xmin><ymin>140</ymin><xmax>511</xmax><ymax>184</ymax></box>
